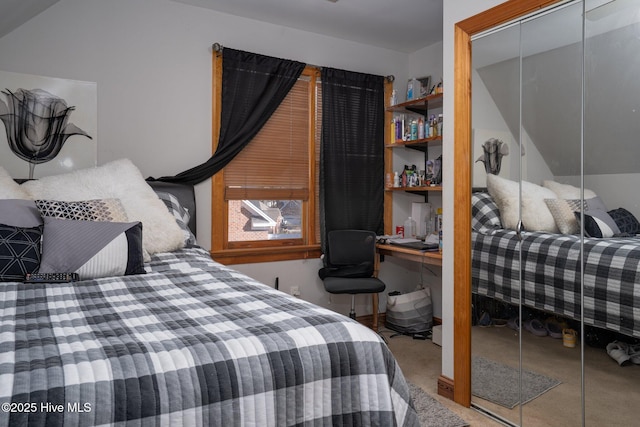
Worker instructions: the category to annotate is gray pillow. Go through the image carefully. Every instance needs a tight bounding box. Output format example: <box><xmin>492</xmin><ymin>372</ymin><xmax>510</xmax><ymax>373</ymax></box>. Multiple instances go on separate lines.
<box><xmin>576</xmin><ymin>209</ymin><xmax>620</xmax><ymax>238</ymax></box>
<box><xmin>39</xmin><ymin>217</ymin><xmax>145</xmax><ymax>280</ymax></box>
<box><xmin>0</xmin><ymin>199</ymin><xmax>42</xmax><ymax>228</ymax></box>
<box><xmin>585</xmin><ymin>196</ymin><xmax>607</xmax><ymax>212</ymax></box>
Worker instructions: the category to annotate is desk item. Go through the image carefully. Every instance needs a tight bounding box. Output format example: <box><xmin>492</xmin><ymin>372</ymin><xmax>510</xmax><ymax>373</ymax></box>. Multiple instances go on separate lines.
<box><xmin>25</xmin><ymin>272</ymin><xmax>79</xmax><ymax>283</ymax></box>
<box><xmin>390</xmin><ymin>238</ymin><xmax>438</xmax><ymax>251</ymax></box>
<box><xmin>404</xmin><ymin>217</ymin><xmax>416</xmax><ymax>238</ymax></box>
<box><xmin>412</xmin><ymin>202</ymin><xmax>431</xmax><ymax>237</ymax></box>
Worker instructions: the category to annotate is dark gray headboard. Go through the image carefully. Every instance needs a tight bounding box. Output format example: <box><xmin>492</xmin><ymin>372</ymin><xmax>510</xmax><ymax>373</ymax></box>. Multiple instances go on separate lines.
<box><xmin>147</xmin><ymin>181</ymin><xmax>197</xmax><ymax>236</ymax></box>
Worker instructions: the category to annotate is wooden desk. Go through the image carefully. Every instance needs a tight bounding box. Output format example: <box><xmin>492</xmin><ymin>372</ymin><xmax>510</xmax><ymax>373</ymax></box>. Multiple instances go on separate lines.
<box><xmin>376</xmin><ymin>243</ymin><xmax>442</xmax><ymax>267</ymax></box>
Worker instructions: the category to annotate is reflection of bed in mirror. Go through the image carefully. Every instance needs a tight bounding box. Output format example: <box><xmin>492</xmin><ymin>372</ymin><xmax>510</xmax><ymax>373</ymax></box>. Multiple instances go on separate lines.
<box><xmin>472</xmin><ymin>189</ymin><xmax>640</xmax><ymax>338</ymax></box>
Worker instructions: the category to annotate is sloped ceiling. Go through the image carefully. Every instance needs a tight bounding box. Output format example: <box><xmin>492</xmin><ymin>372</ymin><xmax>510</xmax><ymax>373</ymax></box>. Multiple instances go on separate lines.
<box><xmin>0</xmin><ymin>0</ymin><xmax>59</xmax><ymax>39</ymax></box>
<box><xmin>171</xmin><ymin>0</ymin><xmax>443</xmax><ymax>53</ymax></box>
<box><xmin>477</xmin><ymin>23</ymin><xmax>640</xmax><ymax>176</ymax></box>
<box><xmin>0</xmin><ymin>0</ymin><xmax>443</xmax><ymax>53</ymax></box>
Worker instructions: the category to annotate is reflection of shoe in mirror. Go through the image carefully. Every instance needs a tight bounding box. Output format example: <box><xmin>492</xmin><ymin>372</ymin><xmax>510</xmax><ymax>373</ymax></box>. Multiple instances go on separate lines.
<box><xmin>507</xmin><ymin>317</ymin><xmax>519</xmax><ymax>331</ymax></box>
<box><xmin>629</xmin><ymin>344</ymin><xmax>640</xmax><ymax>364</ymax></box>
<box><xmin>493</xmin><ymin>318</ymin><xmax>508</xmax><ymax>327</ymax></box>
<box><xmin>606</xmin><ymin>341</ymin><xmax>632</xmax><ymax>366</ymax></box>
<box><xmin>478</xmin><ymin>312</ymin><xmax>492</xmax><ymax>327</ymax></box>
<box><xmin>544</xmin><ymin>318</ymin><xmax>563</xmax><ymax>339</ymax></box>
<box><xmin>524</xmin><ymin>318</ymin><xmax>548</xmax><ymax>337</ymax></box>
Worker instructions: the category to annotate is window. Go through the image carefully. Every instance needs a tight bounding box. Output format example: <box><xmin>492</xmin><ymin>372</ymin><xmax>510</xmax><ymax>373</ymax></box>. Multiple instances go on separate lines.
<box><xmin>211</xmin><ymin>60</ymin><xmax>321</xmax><ymax>264</ymax></box>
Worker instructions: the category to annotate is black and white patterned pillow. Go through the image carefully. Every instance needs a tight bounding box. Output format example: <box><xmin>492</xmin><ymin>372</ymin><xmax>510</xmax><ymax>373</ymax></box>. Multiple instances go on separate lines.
<box><xmin>576</xmin><ymin>210</ymin><xmax>620</xmax><ymax>238</ymax></box>
<box><xmin>0</xmin><ymin>223</ymin><xmax>43</xmax><ymax>282</ymax></box>
<box><xmin>155</xmin><ymin>191</ymin><xmax>197</xmax><ymax>246</ymax></box>
<box><xmin>472</xmin><ymin>192</ymin><xmax>502</xmax><ymax>234</ymax></box>
<box><xmin>36</xmin><ymin>199</ymin><xmax>128</xmax><ymax>222</ymax></box>
<box><xmin>608</xmin><ymin>208</ymin><xmax>640</xmax><ymax>234</ymax></box>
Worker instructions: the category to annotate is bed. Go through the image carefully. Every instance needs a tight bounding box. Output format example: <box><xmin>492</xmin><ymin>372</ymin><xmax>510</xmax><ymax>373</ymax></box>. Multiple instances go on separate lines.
<box><xmin>0</xmin><ymin>159</ymin><xmax>419</xmax><ymax>427</ymax></box>
<box><xmin>472</xmin><ymin>190</ymin><xmax>640</xmax><ymax>339</ymax></box>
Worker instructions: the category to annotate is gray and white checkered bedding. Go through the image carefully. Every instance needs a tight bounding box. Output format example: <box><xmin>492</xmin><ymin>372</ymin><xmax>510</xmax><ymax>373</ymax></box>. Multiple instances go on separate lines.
<box><xmin>0</xmin><ymin>246</ymin><xmax>418</xmax><ymax>427</ymax></box>
<box><xmin>473</xmin><ymin>193</ymin><xmax>640</xmax><ymax>338</ymax></box>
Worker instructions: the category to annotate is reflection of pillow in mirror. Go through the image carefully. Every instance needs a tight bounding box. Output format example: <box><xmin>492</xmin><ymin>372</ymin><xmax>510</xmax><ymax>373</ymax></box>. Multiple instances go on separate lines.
<box><xmin>472</xmin><ymin>192</ymin><xmax>502</xmax><ymax>234</ymax></box>
<box><xmin>584</xmin><ymin>196</ymin><xmax>607</xmax><ymax>212</ymax></box>
<box><xmin>543</xmin><ymin>180</ymin><xmax>597</xmax><ymax>199</ymax></box>
<box><xmin>487</xmin><ymin>174</ymin><xmax>559</xmax><ymax>233</ymax></box>
<box><xmin>577</xmin><ymin>210</ymin><xmax>620</xmax><ymax>238</ymax></box>
<box><xmin>608</xmin><ymin>208</ymin><xmax>640</xmax><ymax>234</ymax></box>
<box><xmin>545</xmin><ymin>199</ymin><xmax>584</xmax><ymax>234</ymax></box>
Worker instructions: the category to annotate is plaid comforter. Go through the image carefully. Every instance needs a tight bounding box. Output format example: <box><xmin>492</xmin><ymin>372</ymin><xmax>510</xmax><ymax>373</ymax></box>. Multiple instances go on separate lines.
<box><xmin>473</xmin><ymin>229</ymin><xmax>640</xmax><ymax>338</ymax></box>
<box><xmin>0</xmin><ymin>247</ymin><xmax>418</xmax><ymax>427</ymax></box>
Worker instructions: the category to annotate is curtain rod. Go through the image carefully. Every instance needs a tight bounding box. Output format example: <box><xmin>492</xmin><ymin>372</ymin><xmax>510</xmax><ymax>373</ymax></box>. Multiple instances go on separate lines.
<box><xmin>211</xmin><ymin>43</ymin><xmax>395</xmax><ymax>82</ymax></box>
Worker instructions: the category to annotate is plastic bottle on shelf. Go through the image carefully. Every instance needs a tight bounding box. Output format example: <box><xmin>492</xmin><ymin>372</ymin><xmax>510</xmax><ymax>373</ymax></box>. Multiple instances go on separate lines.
<box><xmin>390</xmin><ymin>118</ymin><xmax>396</xmax><ymax>143</ymax></box>
<box><xmin>390</xmin><ymin>89</ymin><xmax>397</xmax><ymax>106</ymax></box>
<box><xmin>393</xmin><ymin>171</ymin><xmax>400</xmax><ymax>187</ymax></box>
<box><xmin>404</xmin><ymin>217</ymin><xmax>417</xmax><ymax>239</ymax></box>
<box><xmin>437</xmin><ymin>114</ymin><xmax>443</xmax><ymax>136</ymax></box>
<box><xmin>424</xmin><ymin>203</ymin><xmax>432</xmax><ymax>236</ymax></box>
<box><xmin>418</xmin><ymin>117</ymin><xmax>424</xmax><ymax>140</ymax></box>
<box><xmin>410</xmin><ymin>119</ymin><xmax>418</xmax><ymax>140</ymax></box>
<box><xmin>430</xmin><ymin>115</ymin><xmax>438</xmax><ymax>137</ymax></box>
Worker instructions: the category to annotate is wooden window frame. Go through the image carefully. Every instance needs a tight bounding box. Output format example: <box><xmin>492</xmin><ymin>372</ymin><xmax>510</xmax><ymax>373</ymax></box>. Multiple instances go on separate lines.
<box><xmin>210</xmin><ymin>54</ymin><xmax>321</xmax><ymax>265</ymax></box>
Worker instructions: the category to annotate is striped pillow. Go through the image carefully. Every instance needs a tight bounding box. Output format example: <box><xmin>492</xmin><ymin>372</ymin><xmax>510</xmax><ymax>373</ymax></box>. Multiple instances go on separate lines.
<box><xmin>39</xmin><ymin>217</ymin><xmax>145</xmax><ymax>280</ymax></box>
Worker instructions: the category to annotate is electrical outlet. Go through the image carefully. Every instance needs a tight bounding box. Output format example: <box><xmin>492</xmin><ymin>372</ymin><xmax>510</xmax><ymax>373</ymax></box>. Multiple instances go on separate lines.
<box><xmin>290</xmin><ymin>286</ymin><xmax>300</xmax><ymax>296</ymax></box>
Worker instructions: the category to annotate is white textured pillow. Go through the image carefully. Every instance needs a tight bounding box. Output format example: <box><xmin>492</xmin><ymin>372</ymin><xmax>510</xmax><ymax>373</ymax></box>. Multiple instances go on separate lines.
<box><xmin>487</xmin><ymin>174</ymin><xmax>559</xmax><ymax>233</ymax></box>
<box><xmin>545</xmin><ymin>198</ymin><xmax>584</xmax><ymax>234</ymax></box>
<box><xmin>542</xmin><ymin>180</ymin><xmax>597</xmax><ymax>200</ymax></box>
<box><xmin>0</xmin><ymin>166</ymin><xmax>30</xmax><ymax>199</ymax></box>
<box><xmin>21</xmin><ymin>159</ymin><xmax>185</xmax><ymax>256</ymax></box>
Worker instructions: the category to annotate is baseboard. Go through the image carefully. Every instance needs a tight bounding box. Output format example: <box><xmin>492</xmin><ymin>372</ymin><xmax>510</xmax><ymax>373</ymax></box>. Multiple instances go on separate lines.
<box><xmin>437</xmin><ymin>375</ymin><xmax>455</xmax><ymax>400</ymax></box>
<box><xmin>356</xmin><ymin>312</ymin><xmax>386</xmax><ymax>329</ymax></box>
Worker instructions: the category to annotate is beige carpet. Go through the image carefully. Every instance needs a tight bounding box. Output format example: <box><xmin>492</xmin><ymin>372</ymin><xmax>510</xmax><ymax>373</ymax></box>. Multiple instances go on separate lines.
<box><xmin>384</xmin><ymin>326</ymin><xmax>640</xmax><ymax>426</ymax></box>
<box><xmin>408</xmin><ymin>382</ymin><xmax>468</xmax><ymax>427</ymax></box>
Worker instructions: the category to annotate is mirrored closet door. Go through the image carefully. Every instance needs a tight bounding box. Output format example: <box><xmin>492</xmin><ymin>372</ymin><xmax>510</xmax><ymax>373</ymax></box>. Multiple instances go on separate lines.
<box><xmin>583</xmin><ymin>0</ymin><xmax>640</xmax><ymax>423</ymax></box>
<box><xmin>469</xmin><ymin>0</ymin><xmax>640</xmax><ymax>425</ymax></box>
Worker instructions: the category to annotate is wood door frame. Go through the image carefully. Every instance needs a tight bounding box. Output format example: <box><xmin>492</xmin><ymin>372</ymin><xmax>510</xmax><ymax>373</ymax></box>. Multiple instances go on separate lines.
<box><xmin>452</xmin><ymin>0</ymin><xmax>563</xmax><ymax>407</ymax></box>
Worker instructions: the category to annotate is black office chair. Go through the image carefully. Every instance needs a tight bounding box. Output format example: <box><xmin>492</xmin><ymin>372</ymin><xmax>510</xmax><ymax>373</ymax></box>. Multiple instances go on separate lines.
<box><xmin>319</xmin><ymin>230</ymin><xmax>386</xmax><ymax>331</ymax></box>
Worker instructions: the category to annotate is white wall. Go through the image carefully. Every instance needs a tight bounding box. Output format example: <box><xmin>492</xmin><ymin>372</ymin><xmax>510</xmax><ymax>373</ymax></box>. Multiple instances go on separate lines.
<box><xmin>473</xmin><ymin>68</ymin><xmax>554</xmax><ymax>186</ymax></box>
<box><xmin>442</xmin><ymin>0</ymin><xmax>505</xmax><ymax>380</ymax></box>
<box><xmin>0</xmin><ymin>0</ymin><xmax>429</xmax><ymax>316</ymax></box>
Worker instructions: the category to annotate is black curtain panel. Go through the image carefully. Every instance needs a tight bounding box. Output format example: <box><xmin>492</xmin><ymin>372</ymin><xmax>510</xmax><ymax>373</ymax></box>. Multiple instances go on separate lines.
<box><xmin>320</xmin><ymin>68</ymin><xmax>385</xmax><ymax>252</ymax></box>
<box><xmin>150</xmin><ymin>48</ymin><xmax>305</xmax><ymax>185</ymax></box>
